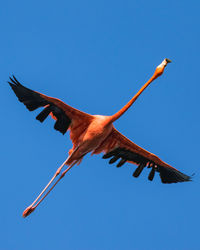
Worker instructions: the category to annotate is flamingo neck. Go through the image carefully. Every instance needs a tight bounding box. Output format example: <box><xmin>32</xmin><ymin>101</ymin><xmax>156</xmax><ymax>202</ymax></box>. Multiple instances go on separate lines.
<box><xmin>109</xmin><ymin>68</ymin><xmax>163</xmax><ymax>123</ymax></box>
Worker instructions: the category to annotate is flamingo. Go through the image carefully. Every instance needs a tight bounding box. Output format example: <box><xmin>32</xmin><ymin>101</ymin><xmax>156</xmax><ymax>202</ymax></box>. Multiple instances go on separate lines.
<box><xmin>8</xmin><ymin>58</ymin><xmax>191</xmax><ymax>218</ymax></box>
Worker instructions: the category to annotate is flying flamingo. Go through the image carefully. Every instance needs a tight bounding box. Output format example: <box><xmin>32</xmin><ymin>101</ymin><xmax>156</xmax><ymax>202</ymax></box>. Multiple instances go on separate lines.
<box><xmin>8</xmin><ymin>58</ymin><xmax>191</xmax><ymax>218</ymax></box>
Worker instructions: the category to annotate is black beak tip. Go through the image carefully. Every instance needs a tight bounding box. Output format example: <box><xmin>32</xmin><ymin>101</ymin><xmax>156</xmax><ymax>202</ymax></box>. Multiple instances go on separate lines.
<box><xmin>166</xmin><ymin>58</ymin><xmax>172</xmax><ymax>63</ymax></box>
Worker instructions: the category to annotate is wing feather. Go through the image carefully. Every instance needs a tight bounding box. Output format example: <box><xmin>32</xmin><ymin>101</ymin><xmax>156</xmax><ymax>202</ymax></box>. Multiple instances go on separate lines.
<box><xmin>8</xmin><ymin>75</ymin><xmax>93</xmax><ymax>142</ymax></box>
<box><xmin>93</xmin><ymin>128</ymin><xmax>191</xmax><ymax>183</ymax></box>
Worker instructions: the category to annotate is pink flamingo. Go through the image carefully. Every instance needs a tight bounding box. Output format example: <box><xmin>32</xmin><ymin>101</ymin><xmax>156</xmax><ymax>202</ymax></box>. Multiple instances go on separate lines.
<box><xmin>8</xmin><ymin>58</ymin><xmax>191</xmax><ymax>218</ymax></box>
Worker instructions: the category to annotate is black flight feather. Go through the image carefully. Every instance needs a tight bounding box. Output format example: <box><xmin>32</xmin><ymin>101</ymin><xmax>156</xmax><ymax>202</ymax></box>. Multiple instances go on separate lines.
<box><xmin>36</xmin><ymin>105</ymin><xmax>52</xmax><ymax>122</ymax></box>
<box><xmin>132</xmin><ymin>163</ymin><xmax>146</xmax><ymax>177</ymax></box>
<box><xmin>117</xmin><ymin>158</ymin><xmax>126</xmax><ymax>167</ymax></box>
<box><xmin>148</xmin><ymin>167</ymin><xmax>155</xmax><ymax>181</ymax></box>
<box><xmin>8</xmin><ymin>75</ymin><xmax>71</xmax><ymax>135</ymax></box>
<box><xmin>103</xmin><ymin>147</ymin><xmax>191</xmax><ymax>183</ymax></box>
<box><xmin>158</xmin><ymin>166</ymin><xmax>191</xmax><ymax>183</ymax></box>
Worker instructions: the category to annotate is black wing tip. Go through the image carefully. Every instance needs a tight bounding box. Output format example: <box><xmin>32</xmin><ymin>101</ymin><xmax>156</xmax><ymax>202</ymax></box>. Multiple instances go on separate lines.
<box><xmin>8</xmin><ymin>75</ymin><xmax>24</xmax><ymax>92</ymax></box>
<box><xmin>8</xmin><ymin>75</ymin><xmax>20</xmax><ymax>85</ymax></box>
<box><xmin>159</xmin><ymin>166</ymin><xmax>192</xmax><ymax>184</ymax></box>
<box><xmin>8</xmin><ymin>75</ymin><xmax>71</xmax><ymax>135</ymax></box>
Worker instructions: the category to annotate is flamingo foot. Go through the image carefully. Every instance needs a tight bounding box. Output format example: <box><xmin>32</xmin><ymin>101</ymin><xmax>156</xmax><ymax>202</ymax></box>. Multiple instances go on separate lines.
<box><xmin>22</xmin><ymin>206</ymin><xmax>35</xmax><ymax>218</ymax></box>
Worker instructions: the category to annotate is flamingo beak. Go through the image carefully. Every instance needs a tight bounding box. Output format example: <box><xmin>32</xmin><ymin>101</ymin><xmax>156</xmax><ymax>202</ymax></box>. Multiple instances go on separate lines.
<box><xmin>165</xmin><ymin>58</ymin><xmax>172</xmax><ymax>63</ymax></box>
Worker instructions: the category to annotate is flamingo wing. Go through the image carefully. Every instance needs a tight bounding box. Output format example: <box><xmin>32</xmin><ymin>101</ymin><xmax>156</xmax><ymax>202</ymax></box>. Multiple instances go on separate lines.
<box><xmin>93</xmin><ymin>128</ymin><xmax>191</xmax><ymax>183</ymax></box>
<box><xmin>8</xmin><ymin>76</ymin><xmax>93</xmax><ymax>145</ymax></box>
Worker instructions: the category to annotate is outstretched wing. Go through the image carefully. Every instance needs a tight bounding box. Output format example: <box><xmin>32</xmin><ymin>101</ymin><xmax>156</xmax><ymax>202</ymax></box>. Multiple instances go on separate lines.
<box><xmin>8</xmin><ymin>76</ymin><xmax>93</xmax><ymax>147</ymax></box>
<box><xmin>93</xmin><ymin>128</ymin><xmax>191</xmax><ymax>183</ymax></box>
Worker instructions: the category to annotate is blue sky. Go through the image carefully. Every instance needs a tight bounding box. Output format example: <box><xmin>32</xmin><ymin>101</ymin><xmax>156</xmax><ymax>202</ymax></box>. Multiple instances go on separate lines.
<box><xmin>1</xmin><ymin>0</ymin><xmax>200</xmax><ymax>249</ymax></box>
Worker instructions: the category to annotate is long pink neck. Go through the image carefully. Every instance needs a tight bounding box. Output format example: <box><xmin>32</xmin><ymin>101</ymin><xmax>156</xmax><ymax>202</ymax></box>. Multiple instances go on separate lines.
<box><xmin>109</xmin><ymin>70</ymin><xmax>161</xmax><ymax>123</ymax></box>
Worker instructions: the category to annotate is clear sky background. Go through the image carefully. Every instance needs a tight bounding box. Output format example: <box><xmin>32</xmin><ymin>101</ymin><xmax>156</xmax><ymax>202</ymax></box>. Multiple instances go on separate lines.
<box><xmin>1</xmin><ymin>0</ymin><xmax>200</xmax><ymax>250</ymax></box>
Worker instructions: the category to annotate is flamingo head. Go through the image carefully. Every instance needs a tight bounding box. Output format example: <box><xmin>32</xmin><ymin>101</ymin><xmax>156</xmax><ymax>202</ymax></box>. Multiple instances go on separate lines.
<box><xmin>153</xmin><ymin>58</ymin><xmax>172</xmax><ymax>79</ymax></box>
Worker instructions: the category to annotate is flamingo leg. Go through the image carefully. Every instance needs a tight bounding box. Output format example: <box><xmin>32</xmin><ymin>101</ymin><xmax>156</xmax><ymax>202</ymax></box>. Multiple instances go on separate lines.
<box><xmin>22</xmin><ymin>147</ymin><xmax>79</xmax><ymax>218</ymax></box>
<box><xmin>28</xmin><ymin>161</ymin><xmax>78</xmax><ymax>213</ymax></box>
